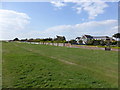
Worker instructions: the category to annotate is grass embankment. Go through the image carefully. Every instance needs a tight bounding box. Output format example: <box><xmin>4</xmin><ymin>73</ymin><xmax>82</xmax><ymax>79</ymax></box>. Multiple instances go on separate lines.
<box><xmin>2</xmin><ymin>42</ymin><xmax>118</xmax><ymax>88</ymax></box>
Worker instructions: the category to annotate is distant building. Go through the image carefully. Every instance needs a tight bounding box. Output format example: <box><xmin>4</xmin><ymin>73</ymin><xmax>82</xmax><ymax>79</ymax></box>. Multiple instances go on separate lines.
<box><xmin>93</xmin><ymin>36</ymin><xmax>110</xmax><ymax>40</ymax></box>
<box><xmin>81</xmin><ymin>35</ymin><xmax>93</xmax><ymax>44</ymax></box>
<box><xmin>76</xmin><ymin>35</ymin><xmax>115</xmax><ymax>45</ymax></box>
<box><xmin>76</xmin><ymin>37</ymin><xmax>81</xmax><ymax>44</ymax></box>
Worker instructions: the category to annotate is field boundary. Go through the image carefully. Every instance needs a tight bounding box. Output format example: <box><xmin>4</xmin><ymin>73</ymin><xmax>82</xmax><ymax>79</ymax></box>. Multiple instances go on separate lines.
<box><xmin>20</xmin><ymin>42</ymin><xmax>119</xmax><ymax>51</ymax></box>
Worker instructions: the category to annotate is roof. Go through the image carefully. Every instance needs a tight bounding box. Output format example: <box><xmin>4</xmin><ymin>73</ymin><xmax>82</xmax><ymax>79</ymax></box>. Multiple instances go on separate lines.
<box><xmin>76</xmin><ymin>37</ymin><xmax>81</xmax><ymax>39</ymax></box>
<box><xmin>93</xmin><ymin>36</ymin><xmax>109</xmax><ymax>38</ymax></box>
<box><xmin>56</xmin><ymin>35</ymin><xmax>65</xmax><ymax>38</ymax></box>
<box><xmin>84</xmin><ymin>35</ymin><xmax>93</xmax><ymax>38</ymax></box>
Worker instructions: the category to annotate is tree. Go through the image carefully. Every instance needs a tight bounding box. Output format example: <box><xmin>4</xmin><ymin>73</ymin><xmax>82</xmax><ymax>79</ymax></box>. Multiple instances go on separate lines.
<box><xmin>27</xmin><ymin>38</ymin><xmax>34</xmax><ymax>42</ymax></box>
<box><xmin>113</xmin><ymin>33</ymin><xmax>120</xmax><ymax>47</ymax></box>
<box><xmin>112</xmin><ymin>33</ymin><xmax>120</xmax><ymax>40</ymax></box>
<box><xmin>43</xmin><ymin>38</ymin><xmax>53</xmax><ymax>41</ymax></box>
<box><xmin>13</xmin><ymin>38</ymin><xmax>19</xmax><ymax>41</ymax></box>
<box><xmin>100</xmin><ymin>40</ymin><xmax>106</xmax><ymax>46</ymax></box>
<box><xmin>54</xmin><ymin>35</ymin><xmax>66</xmax><ymax>41</ymax></box>
<box><xmin>69</xmin><ymin>39</ymin><xmax>77</xmax><ymax>44</ymax></box>
<box><xmin>20</xmin><ymin>38</ymin><xmax>27</xmax><ymax>41</ymax></box>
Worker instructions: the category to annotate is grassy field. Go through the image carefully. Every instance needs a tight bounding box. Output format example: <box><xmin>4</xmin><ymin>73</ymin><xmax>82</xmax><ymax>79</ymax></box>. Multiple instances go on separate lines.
<box><xmin>77</xmin><ymin>45</ymin><xmax>120</xmax><ymax>49</ymax></box>
<box><xmin>97</xmin><ymin>45</ymin><xmax>120</xmax><ymax>49</ymax></box>
<box><xmin>2</xmin><ymin>42</ymin><xmax>118</xmax><ymax>88</ymax></box>
<box><xmin>0</xmin><ymin>42</ymin><xmax>2</xmax><ymax>89</ymax></box>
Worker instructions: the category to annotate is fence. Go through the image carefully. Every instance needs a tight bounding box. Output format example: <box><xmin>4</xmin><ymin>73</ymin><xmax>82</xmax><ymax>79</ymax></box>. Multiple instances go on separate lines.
<box><xmin>23</xmin><ymin>42</ymin><xmax>71</xmax><ymax>47</ymax></box>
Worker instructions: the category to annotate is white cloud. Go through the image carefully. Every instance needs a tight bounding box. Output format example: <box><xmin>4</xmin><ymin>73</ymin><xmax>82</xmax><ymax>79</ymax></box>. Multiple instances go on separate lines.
<box><xmin>0</xmin><ymin>9</ymin><xmax>30</xmax><ymax>40</ymax></box>
<box><xmin>51</xmin><ymin>0</ymin><xmax>109</xmax><ymax>19</ymax></box>
<box><xmin>0</xmin><ymin>9</ymin><xmax>118</xmax><ymax>40</ymax></box>
<box><xmin>51</xmin><ymin>1</ymin><xmax>66</xmax><ymax>9</ymax></box>
<box><xmin>23</xmin><ymin>19</ymin><xmax>118</xmax><ymax>40</ymax></box>
<box><xmin>78</xmin><ymin>2</ymin><xmax>108</xmax><ymax>19</ymax></box>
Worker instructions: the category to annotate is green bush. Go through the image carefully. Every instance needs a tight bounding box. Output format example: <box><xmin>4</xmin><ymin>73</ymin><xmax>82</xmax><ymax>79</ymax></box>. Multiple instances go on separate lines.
<box><xmin>111</xmin><ymin>41</ymin><xmax>117</xmax><ymax>45</ymax></box>
<box><xmin>117</xmin><ymin>41</ymin><xmax>120</xmax><ymax>47</ymax></box>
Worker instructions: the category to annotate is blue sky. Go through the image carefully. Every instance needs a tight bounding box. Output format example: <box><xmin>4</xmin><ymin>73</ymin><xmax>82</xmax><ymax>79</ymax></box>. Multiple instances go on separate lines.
<box><xmin>0</xmin><ymin>1</ymin><xmax>118</xmax><ymax>40</ymax></box>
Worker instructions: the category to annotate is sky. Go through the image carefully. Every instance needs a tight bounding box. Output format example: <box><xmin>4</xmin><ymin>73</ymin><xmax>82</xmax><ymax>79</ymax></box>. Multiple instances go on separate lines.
<box><xmin>0</xmin><ymin>1</ymin><xmax>118</xmax><ymax>40</ymax></box>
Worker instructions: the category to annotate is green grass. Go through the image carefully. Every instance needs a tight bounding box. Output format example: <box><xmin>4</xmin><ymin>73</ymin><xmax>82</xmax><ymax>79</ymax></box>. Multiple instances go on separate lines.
<box><xmin>75</xmin><ymin>44</ymin><xmax>120</xmax><ymax>49</ymax></box>
<box><xmin>2</xmin><ymin>42</ymin><xmax>118</xmax><ymax>88</ymax></box>
<box><xmin>0</xmin><ymin>41</ymin><xmax>2</xmax><ymax>89</ymax></box>
<box><xmin>97</xmin><ymin>45</ymin><xmax>120</xmax><ymax>49</ymax></box>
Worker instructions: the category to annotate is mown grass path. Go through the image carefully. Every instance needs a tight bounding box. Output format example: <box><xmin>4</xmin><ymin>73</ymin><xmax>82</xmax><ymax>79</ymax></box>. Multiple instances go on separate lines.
<box><xmin>2</xmin><ymin>42</ymin><xmax>118</xmax><ymax>88</ymax></box>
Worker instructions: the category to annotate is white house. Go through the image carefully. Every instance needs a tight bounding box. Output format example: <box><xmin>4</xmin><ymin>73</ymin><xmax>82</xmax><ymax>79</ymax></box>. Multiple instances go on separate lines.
<box><xmin>76</xmin><ymin>35</ymin><xmax>114</xmax><ymax>45</ymax></box>
<box><xmin>76</xmin><ymin>37</ymin><xmax>81</xmax><ymax>44</ymax></box>
<box><xmin>80</xmin><ymin>35</ymin><xmax>93</xmax><ymax>44</ymax></box>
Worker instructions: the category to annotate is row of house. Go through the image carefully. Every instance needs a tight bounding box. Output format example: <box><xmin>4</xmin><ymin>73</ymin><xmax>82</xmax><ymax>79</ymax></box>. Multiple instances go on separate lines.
<box><xmin>76</xmin><ymin>35</ymin><xmax>115</xmax><ymax>44</ymax></box>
